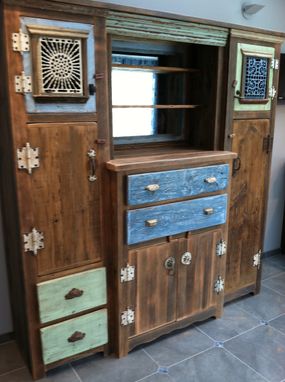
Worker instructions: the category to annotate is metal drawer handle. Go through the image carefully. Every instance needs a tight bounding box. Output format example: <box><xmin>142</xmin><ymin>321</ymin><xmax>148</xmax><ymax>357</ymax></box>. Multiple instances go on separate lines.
<box><xmin>204</xmin><ymin>208</ymin><xmax>214</xmax><ymax>215</ymax></box>
<box><xmin>205</xmin><ymin>177</ymin><xmax>217</xmax><ymax>184</ymax></box>
<box><xmin>87</xmin><ymin>149</ymin><xmax>97</xmax><ymax>182</ymax></box>
<box><xmin>145</xmin><ymin>184</ymin><xmax>160</xmax><ymax>192</ymax></box>
<box><xmin>145</xmin><ymin>219</ymin><xmax>158</xmax><ymax>227</ymax></box>
<box><xmin>65</xmin><ymin>288</ymin><xmax>84</xmax><ymax>300</ymax></box>
<box><xmin>67</xmin><ymin>331</ymin><xmax>86</xmax><ymax>343</ymax></box>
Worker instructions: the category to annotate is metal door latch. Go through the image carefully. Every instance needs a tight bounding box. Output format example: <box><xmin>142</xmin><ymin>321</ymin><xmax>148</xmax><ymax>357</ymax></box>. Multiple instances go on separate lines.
<box><xmin>17</xmin><ymin>143</ymin><xmax>39</xmax><ymax>174</ymax></box>
<box><xmin>23</xmin><ymin>228</ymin><xmax>44</xmax><ymax>256</ymax></box>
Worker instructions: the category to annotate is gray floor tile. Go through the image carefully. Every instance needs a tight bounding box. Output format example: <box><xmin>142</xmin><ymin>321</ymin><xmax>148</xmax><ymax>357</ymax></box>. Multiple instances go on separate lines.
<box><xmin>143</xmin><ymin>326</ymin><xmax>213</xmax><ymax>367</ymax></box>
<box><xmin>72</xmin><ymin>349</ymin><xmax>157</xmax><ymax>382</ymax></box>
<box><xmin>0</xmin><ymin>365</ymin><xmax>78</xmax><ymax>382</ymax></box>
<box><xmin>270</xmin><ymin>314</ymin><xmax>285</xmax><ymax>334</ymax></box>
<box><xmin>168</xmin><ymin>347</ymin><xmax>266</xmax><ymax>382</ymax></box>
<box><xmin>265</xmin><ymin>254</ymin><xmax>285</xmax><ymax>267</ymax></box>
<box><xmin>263</xmin><ymin>272</ymin><xmax>285</xmax><ymax>295</ymax></box>
<box><xmin>0</xmin><ymin>341</ymin><xmax>24</xmax><ymax>376</ymax></box>
<box><xmin>137</xmin><ymin>372</ymin><xmax>173</xmax><ymax>381</ymax></box>
<box><xmin>261</xmin><ymin>260</ymin><xmax>285</xmax><ymax>280</ymax></box>
<box><xmin>224</xmin><ymin>325</ymin><xmax>285</xmax><ymax>382</ymax></box>
<box><xmin>235</xmin><ymin>285</ymin><xmax>285</xmax><ymax>320</ymax></box>
<box><xmin>195</xmin><ymin>303</ymin><xmax>260</xmax><ymax>341</ymax></box>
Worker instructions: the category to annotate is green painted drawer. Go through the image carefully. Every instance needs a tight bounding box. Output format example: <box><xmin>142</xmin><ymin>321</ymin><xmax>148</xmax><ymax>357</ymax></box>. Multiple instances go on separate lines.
<box><xmin>37</xmin><ymin>268</ymin><xmax>106</xmax><ymax>324</ymax></box>
<box><xmin>40</xmin><ymin>309</ymin><xmax>108</xmax><ymax>365</ymax></box>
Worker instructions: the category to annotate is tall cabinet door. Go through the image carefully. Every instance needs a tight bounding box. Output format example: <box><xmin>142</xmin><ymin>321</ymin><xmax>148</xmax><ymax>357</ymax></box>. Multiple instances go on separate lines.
<box><xmin>226</xmin><ymin>119</ymin><xmax>270</xmax><ymax>294</ymax></box>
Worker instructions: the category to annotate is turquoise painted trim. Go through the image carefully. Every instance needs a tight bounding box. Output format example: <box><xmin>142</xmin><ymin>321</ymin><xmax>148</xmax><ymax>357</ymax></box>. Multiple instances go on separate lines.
<box><xmin>21</xmin><ymin>17</ymin><xmax>96</xmax><ymax>113</ymax></box>
<box><xmin>40</xmin><ymin>309</ymin><xmax>108</xmax><ymax>365</ymax></box>
<box><xmin>127</xmin><ymin>164</ymin><xmax>229</xmax><ymax>206</ymax></box>
<box><xmin>127</xmin><ymin>194</ymin><xmax>228</xmax><ymax>244</ymax></box>
<box><xmin>37</xmin><ymin>268</ymin><xmax>106</xmax><ymax>324</ymax></box>
<box><xmin>234</xmin><ymin>43</ymin><xmax>275</xmax><ymax>111</ymax></box>
<box><xmin>107</xmin><ymin>11</ymin><xmax>228</xmax><ymax>47</ymax></box>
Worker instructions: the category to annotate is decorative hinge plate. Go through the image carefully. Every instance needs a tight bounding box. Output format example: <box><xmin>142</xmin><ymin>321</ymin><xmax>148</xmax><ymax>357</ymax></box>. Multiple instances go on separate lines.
<box><xmin>216</xmin><ymin>240</ymin><xmax>227</xmax><ymax>257</ymax></box>
<box><xmin>23</xmin><ymin>228</ymin><xmax>44</xmax><ymax>256</ymax></box>
<box><xmin>15</xmin><ymin>72</ymin><xmax>32</xmax><ymax>93</ymax></box>
<box><xmin>269</xmin><ymin>86</ymin><xmax>277</xmax><ymax>99</ymax></box>
<box><xmin>271</xmin><ymin>58</ymin><xmax>279</xmax><ymax>70</ymax></box>
<box><xmin>17</xmin><ymin>143</ymin><xmax>40</xmax><ymax>174</ymax></box>
<box><xmin>121</xmin><ymin>308</ymin><xmax>135</xmax><ymax>326</ymax></box>
<box><xmin>12</xmin><ymin>29</ymin><xmax>30</xmax><ymax>52</ymax></box>
<box><xmin>214</xmin><ymin>276</ymin><xmax>225</xmax><ymax>294</ymax></box>
<box><xmin>120</xmin><ymin>264</ymin><xmax>135</xmax><ymax>283</ymax></box>
<box><xmin>253</xmin><ymin>250</ymin><xmax>261</xmax><ymax>269</ymax></box>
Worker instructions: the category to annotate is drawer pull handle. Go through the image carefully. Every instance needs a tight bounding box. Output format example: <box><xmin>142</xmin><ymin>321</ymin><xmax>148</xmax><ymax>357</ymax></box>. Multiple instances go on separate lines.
<box><xmin>204</xmin><ymin>208</ymin><xmax>214</xmax><ymax>215</ymax></box>
<box><xmin>87</xmin><ymin>149</ymin><xmax>97</xmax><ymax>182</ymax></box>
<box><xmin>205</xmin><ymin>177</ymin><xmax>217</xmax><ymax>184</ymax></box>
<box><xmin>65</xmin><ymin>288</ymin><xmax>84</xmax><ymax>300</ymax></box>
<box><xmin>145</xmin><ymin>219</ymin><xmax>158</xmax><ymax>227</ymax></box>
<box><xmin>145</xmin><ymin>184</ymin><xmax>160</xmax><ymax>192</ymax></box>
<box><xmin>67</xmin><ymin>331</ymin><xmax>86</xmax><ymax>343</ymax></box>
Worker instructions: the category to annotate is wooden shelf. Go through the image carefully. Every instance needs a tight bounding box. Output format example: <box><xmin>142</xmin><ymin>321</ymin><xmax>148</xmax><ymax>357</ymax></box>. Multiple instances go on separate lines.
<box><xmin>112</xmin><ymin>64</ymin><xmax>198</xmax><ymax>73</ymax></box>
<box><xmin>112</xmin><ymin>105</ymin><xmax>199</xmax><ymax>109</ymax></box>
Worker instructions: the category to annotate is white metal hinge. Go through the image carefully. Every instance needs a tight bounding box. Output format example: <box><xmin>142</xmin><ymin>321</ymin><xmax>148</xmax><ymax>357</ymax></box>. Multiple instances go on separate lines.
<box><xmin>12</xmin><ymin>29</ymin><xmax>30</xmax><ymax>52</ymax></box>
<box><xmin>269</xmin><ymin>86</ymin><xmax>277</xmax><ymax>99</ymax></box>
<box><xmin>271</xmin><ymin>58</ymin><xmax>279</xmax><ymax>70</ymax></box>
<box><xmin>253</xmin><ymin>250</ymin><xmax>261</xmax><ymax>269</ymax></box>
<box><xmin>17</xmin><ymin>143</ymin><xmax>40</xmax><ymax>174</ymax></box>
<box><xmin>15</xmin><ymin>72</ymin><xmax>32</xmax><ymax>93</ymax></box>
<box><xmin>216</xmin><ymin>240</ymin><xmax>227</xmax><ymax>257</ymax></box>
<box><xmin>120</xmin><ymin>264</ymin><xmax>135</xmax><ymax>283</ymax></box>
<box><xmin>214</xmin><ymin>276</ymin><xmax>225</xmax><ymax>294</ymax></box>
<box><xmin>23</xmin><ymin>228</ymin><xmax>44</xmax><ymax>256</ymax></box>
<box><xmin>121</xmin><ymin>308</ymin><xmax>135</xmax><ymax>326</ymax></box>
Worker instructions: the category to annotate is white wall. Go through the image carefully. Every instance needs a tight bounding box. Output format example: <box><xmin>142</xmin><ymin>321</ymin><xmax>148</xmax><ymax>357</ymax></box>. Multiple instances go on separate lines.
<box><xmin>1</xmin><ymin>0</ymin><xmax>285</xmax><ymax>335</ymax></box>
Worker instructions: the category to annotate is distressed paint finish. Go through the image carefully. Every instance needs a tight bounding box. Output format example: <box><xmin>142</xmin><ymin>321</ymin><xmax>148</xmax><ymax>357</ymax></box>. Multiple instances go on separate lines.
<box><xmin>106</xmin><ymin>11</ymin><xmax>228</xmax><ymax>47</ymax></box>
<box><xmin>127</xmin><ymin>164</ymin><xmax>229</xmax><ymax>205</ymax></box>
<box><xmin>40</xmin><ymin>309</ymin><xmax>108</xmax><ymax>365</ymax></box>
<box><xmin>127</xmin><ymin>194</ymin><xmax>228</xmax><ymax>244</ymax></box>
<box><xmin>37</xmin><ymin>268</ymin><xmax>107</xmax><ymax>324</ymax></box>
<box><xmin>234</xmin><ymin>43</ymin><xmax>275</xmax><ymax>112</ymax></box>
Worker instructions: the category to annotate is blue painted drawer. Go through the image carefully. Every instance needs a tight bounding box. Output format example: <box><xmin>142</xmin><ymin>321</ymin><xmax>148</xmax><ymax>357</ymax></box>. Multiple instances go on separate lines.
<box><xmin>127</xmin><ymin>194</ymin><xmax>227</xmax><ymax>244</ymax></box>
<box><xmin>127</xmin><ymin>164</ymin><xmax>229</xmax><ymax>206</ymax></box>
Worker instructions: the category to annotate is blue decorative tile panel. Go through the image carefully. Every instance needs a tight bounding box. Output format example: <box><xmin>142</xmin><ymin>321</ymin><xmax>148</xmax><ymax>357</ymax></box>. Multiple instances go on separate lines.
<box><xmin>127</xmin><ymin>164</ymin><xmax>229</xmax><ymax>206</ymax></box>
<box><xmin>127</xmin><ymin>194</ymin><xmax>228</xmax><ymax>244</ymax></box>
<box><xmin>243</xmin><ymin>56</ymin><xmax>268</xmax><ymax>99</ymax></box>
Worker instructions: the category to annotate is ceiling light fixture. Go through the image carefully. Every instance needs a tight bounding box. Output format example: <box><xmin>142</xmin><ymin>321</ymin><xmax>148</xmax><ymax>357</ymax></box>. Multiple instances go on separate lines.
<box><xmin>242</xmin><ymin>3</ymin><xmax>265</xmax><ymax>19</ymax></box>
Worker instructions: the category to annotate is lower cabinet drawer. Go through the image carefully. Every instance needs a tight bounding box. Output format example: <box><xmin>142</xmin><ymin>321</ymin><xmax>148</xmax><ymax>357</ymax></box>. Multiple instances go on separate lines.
<box><xmin>37</xmin><ymin>268</ymin><xmax>106</xmax><ymax>324</ymax></box>
<box><xmin>127</xmin><ymin>194</ymin><xmax>227</xmax><ymax>244</ymax></box>
<box><xmin>40</xmin><ymin>309</ymin><xmax>108</xmax><ymax>365</ymax></box>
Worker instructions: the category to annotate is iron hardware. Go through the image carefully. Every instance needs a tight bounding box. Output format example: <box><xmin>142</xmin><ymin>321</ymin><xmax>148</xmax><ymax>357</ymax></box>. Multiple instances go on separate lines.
<box><xmin>87</xmin><ymin>149</ymin><xmax>97</xmax><ymax>182</ymax></box>
<box><xmin>164</xmin><ymin>257</ymin><xmax>175</xmax><ymax>275</ymax></box>
<box><xmin>214</xmin><ymin>276</ymin><xmax>225</xmax><ymax>294</ymax></box>
<box><xmin>88</xmin><ymin>83</ymin><xmax>96</xmax><ymax>95</ymax></box>
<box><xmin>232</xmin><ymin>156</ymin><xmax>241</xmax><ymax>176</ymax></box>
<box><xmin>15</xmin><ymin>72</ymin><xmax>32</xmax><ymax>93</ymax></box>
<box><xmin>228</xmin><ymin>133</ymin><xmax>236</xmax><ymax>139</ymax></box>
<box><xmin>204</xmin><ymin>177</ymin><xmax>217</xmax><ymax>184</ymax></box>
<box><xmin>216</xmin><ymin>240</ymin><xmax>227</xmax><ymax>257</ymax></box>
<box><xmin>145</xmin><ymin>219</ymin><xmax>158</xmax><ymax>227</ymax></box>
<box><xmin>17</xmin><ymin>143</ymin><xmax>39</xmax><ymax>174</ymax></box>
<box><xmin>121</xmin><ymin>308</ymin><xmax>135</xmax><ymax>326</ymax></box>
<box><xmin>253</xmin><ymin>250</ymin><xmax>261</xmax><ymax>269</ymax></box>
<box><xmin>269</xmin><ymin>86</ymin><xmax>277</xmax><ymax>99</ymax></box>
<box><xmin>204</xmin><ymin>208</ymin><xmax>214</xmax><ymax>215</ymax></box>
<box><xmin>65</xmin><ymin>288</ymin><xmax>84</xmax><ymax>300</ymax></box>
<box><xmin>95</xmin><ymin>73</ymin><xmax>104</xmax><ymax>80</ymax></box>
<box><xmin>23</xmin><ymin>228</ymin><xmax>44</xmax><ymax>256</ymax></box>
<box><xmin>12</xmin><ymin>29</ymin><xmax>30</xmax><ymax>52</ymax></box>
<box><xmin>271</xmin><ymin>58</ymin><xmax>279</xmax><ymax>70</ymax></box>
<box><xmin>145</xmin><ymin>184</ymin><xmax>160</xmax><ymax>192</ymax></box>
<box><xmin>67</xmin><ymin>331</ymin><xmax>86</xmax><ymax>343</ymax></box>
<box><xmin>120</xmin><ymin>264</ymin><xmax>135</xmax><ymax>283</ymax></box>
<box><xmin>181</xmin><ymin>252</ymin><xmax>192</xmax><ymax>265</ymax></box>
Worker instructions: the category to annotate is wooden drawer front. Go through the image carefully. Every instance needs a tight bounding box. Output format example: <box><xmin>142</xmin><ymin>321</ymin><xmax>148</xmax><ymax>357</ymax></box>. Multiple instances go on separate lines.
<box><xmin>127</xmin><ymin>164</ymin><xmax>229</xmax><ymax>206</ymax></box>
<box><xmin>127</xmin><ymin>194</ymin><xmax>227</xmax><ymax>244</ymax></box>
<box><xmin>40</xmin><ymin>309</ymin><xmax>108</xmax><ymax>365</ymax></box>
<box><xmin>37</xmin><ymin>268</ymin><xmax>106</xmax><ymax>324</ymax></box>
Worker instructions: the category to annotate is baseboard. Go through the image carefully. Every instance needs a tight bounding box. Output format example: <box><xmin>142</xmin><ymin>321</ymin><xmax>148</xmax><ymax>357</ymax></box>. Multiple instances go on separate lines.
<box><xmin>262</xmin><ymin>248</ymin><xmax>282</xmax><ymax>258</ymax></box>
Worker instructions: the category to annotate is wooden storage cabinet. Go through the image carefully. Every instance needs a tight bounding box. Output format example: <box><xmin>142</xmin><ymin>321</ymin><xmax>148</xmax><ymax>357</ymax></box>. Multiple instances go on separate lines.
<box><xmin>107</xmin><ymin>152</ymin><xmax>235</xmax><ymax>356</ymax></box>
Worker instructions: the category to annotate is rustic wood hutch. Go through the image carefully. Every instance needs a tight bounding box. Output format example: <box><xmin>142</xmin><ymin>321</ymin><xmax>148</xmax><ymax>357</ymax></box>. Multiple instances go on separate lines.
<box><xmin>0</xmin><ymin>0</ymin><xmax>283</xmax><ymax>378</ymax></box>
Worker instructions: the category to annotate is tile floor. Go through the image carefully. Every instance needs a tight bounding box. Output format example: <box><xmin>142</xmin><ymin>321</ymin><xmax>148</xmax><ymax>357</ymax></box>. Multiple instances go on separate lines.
<box><xmin>1</xmin><ymin>253</ymin><xmax>285</xmax><ymax>382</ymax></box>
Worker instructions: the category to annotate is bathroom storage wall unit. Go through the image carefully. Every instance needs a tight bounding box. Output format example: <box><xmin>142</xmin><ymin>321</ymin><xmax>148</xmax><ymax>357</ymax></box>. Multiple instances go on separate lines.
<box><xmin>0</xmin><ymin>0</ymin><xmax>284</xmax><ymax>379</ymax></box>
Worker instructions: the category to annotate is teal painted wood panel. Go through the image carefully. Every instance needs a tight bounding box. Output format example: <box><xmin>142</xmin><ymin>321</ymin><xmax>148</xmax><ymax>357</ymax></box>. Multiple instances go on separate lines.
<box><xmin>37</xmin><ymin>268</ymin><xmax>106</xmax><ymax>324</ymax></box>
<box><xmin>107</xmin><ymin>11</ymin><xmax>228</xmax><ymax>47</ymax></box>
<box><xmin>127</xmin><ymin>164</ymin><xmax>229</xmax><ymax>206</ymax></box>
<box><xmin>40</xmin><ymin>309</ymin><xmax>108</xmax><ymax>365</ymax></box>
<box><xmin>127</xmin><ymin>194</ymin><xmax>228</xmax><ymax>244</ymax></box>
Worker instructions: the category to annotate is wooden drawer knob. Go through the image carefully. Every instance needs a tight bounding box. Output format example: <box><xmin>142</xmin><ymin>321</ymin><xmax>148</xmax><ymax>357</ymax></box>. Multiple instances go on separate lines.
<box><xmin>145</xmin><ymin>184</ymin><xmax>160</xmax><ymax>192</ymax></box>
<box><xmin>204</xmin><ymin>177</ymin><xmax>217</xmax><ymax>184</ymax></box>
<box><xmin>67</xmin><ymin>331</ymin><xmax>86</xmax><ymax>343</ymax></box>
<box><xmin>204</xmin><ymin>208</ymin><xmax>214</xmax><ymax>215</ymax></box>
<box><xmin>65</xmin><ymin>288</ymin><xmax>84</xmax><ymax>300</ymax></box>
<box><xmin>145</xmin><ymin>219</ymin><xmax>158</xmax><ymax>227</ymax></box>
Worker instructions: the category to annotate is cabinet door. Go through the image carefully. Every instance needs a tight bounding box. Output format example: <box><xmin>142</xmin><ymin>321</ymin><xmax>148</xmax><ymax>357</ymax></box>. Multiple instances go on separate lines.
<box><xmin>128</xmin><ymin>240</ymin><xmax>183</xmax><ymax>336</ymax></box>
<box><xmin>24</xmin><ymin>122</ymin><xmax>101</xmax><ymax>275</ymax></box>
<box><xmin>226</xmin><ymin>119</ymin><xmax>270</xmax><ymax>294</ymax></box>
<box><xmin>177</xmin><ymin>229</ymin><xmax>224</xmax><ymax>320</ymax></box>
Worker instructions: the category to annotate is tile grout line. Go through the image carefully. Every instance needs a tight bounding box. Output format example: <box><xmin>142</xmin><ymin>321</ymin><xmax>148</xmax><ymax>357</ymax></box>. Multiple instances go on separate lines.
<box><xmin>70</xmin><ymin>363</ymin><xmax>83</xmax><ymax>382</ymax></box>
<box><xmin>262</xmin><ymin>270</ymin><xmax>285</xmax><ymax>282</ymax></box>
<box><xmin>268</xmin><ymin>312</ymin><xmax>285</xmax><ymax>323</ymax></box>
<box><xmin>222</xmin><ymin>323</ymin><xmax>262</xmax><ymax>344</ymax></box>
<box><xmin>193</xmin><ymin>324</ymin><xmax>217</xmax><ymax>342</ymax></box>
<box><xmin>267</xmin><ymin>325</ymin><xmax>285</xmax><ymax>338</ymax></box>
<box><xmin>166</xmin><ymin>345</ymin><xmax>214</xmax><ymax>369</ymax></box>
<box><xmin>223</xmin><ymin>347</ymin><xmax>271</xmax><ymax>382</ymax></box>
<box><xmin>261</xmin><ymin>283</ymin><xmax>285</xmax><ymax>297</ymax></box>
<box><xmin>142</xmin><ymin>348</ymin><xmax>160</xmax><ymax>367</ymax></box>
<box><xmin>0</xmin><ymin>366</ymin><xmax>26</xmax><ymax>378</ymax></box>
<box><xmin>134</xmin><ymin>371</ymin><xmax>159</xmax><ymax>382</ymax></box>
